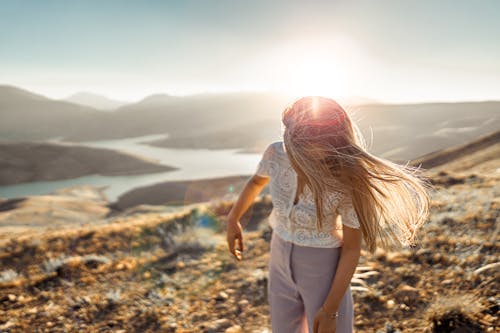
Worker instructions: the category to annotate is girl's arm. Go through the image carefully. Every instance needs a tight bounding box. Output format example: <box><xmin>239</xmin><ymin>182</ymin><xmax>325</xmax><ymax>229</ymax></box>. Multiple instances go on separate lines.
<box><xmin>321</xmin><ymin>224</ymin><xmax>362</xmax><ymax>314</ymax></box>
<box><xmin>226</xmin><ymin>175</ymin><xmax>269</xmax><ymax>260</ymax></box>
<box><xmin>227</xmin><ymin>174</ymin><xmax>269</xmax><ymax>222</ymax></box>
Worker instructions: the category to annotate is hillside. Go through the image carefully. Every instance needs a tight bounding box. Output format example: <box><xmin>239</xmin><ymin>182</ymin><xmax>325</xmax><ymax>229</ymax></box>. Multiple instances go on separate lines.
<box><xmin>146</xmin><ymin>102</ymin><xmax>500</xmax><ymax>161</ymax></box>
<box><xmin>111</xmin><ymin>175</ymin><xmax>254</xmax><ymax>211</ymax></box>
<box><xmin>409</xmin><ymin>130</ymin><xmax>500</xmax><ymax>172</ymax></box>
<box><xmin>63</xmin><ymin>92</ymin><xmax>127</xmax><ymax>111</ymax></box>
<box><xmin>0</xmin><ymin>85</ymin><xmax>289</xmax><ymax>143</ymax></box>
<box><xmin>0</xmin><ymin>141</ymin><xmax>177</xmax><ymax>186</ymax></box>
<box><xmin>1</xmin><ymin>85</ymin><xmax>499</xmax><ymax>161</ymax></box>
<box><xmin>0</xmin><ymin>133</ymin><xmax>498</xmax><ymax>332</ymax></box>
<box><xmin>0</xmin><ymin>85</ymin><xmax>106</xmax><ymax>142</ymax></box>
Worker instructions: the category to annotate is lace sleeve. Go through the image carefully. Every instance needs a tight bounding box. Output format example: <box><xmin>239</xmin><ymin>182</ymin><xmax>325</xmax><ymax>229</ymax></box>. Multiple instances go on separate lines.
<box><xmin>337</xmin><ymin>193</ymin><xmax>361</xmax><ymax>229</ymax></box>
<box><xmin>255</xmin><ymin>143</ymin><xmax>275</xmax><ymax>178</ymax></box>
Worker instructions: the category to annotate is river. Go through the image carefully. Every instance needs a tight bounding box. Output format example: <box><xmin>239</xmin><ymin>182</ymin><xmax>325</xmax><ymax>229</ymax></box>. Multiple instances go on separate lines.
<box><xmin>0</xmin><ymin>134</ymin><xmax>264</xmax><ymax>202</ymax></box>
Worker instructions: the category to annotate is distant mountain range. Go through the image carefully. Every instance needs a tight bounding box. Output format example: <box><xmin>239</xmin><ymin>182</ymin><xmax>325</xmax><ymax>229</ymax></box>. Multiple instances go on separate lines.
<box><xmin>0</xmin><ymin>84</ymin><xmax>499</xmax><ymax>161</ymax></box>
<box><xmin>0</xmin><ymin>84</ymin><xmax>291</xmax><ymax>142</ymax></box>
<box><xmin>63</xmin><ymin>92</ymin><xmax>128</xmax><ymax>111</ymax></box>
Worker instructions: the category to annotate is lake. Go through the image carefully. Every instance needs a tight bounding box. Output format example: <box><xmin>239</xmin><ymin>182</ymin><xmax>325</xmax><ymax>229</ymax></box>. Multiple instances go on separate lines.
<box><xmin>0</xmin><ymin>134</ymin><xmax>264</xmax><ymax>202</ymax></box>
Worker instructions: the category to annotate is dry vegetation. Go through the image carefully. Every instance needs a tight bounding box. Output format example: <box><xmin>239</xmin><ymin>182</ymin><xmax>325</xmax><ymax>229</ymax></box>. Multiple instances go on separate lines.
<box><xmin>0</xmin><ymin>152</ymin><xmax>498</xmax><ymax>332</ymax></box>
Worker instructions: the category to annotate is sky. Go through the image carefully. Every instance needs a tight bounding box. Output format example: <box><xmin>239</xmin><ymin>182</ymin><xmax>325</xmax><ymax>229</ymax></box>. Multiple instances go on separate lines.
<box><xmin>1</xmin><ymin>0</ymin><xmax>499</xmax><ymax>103</ymax></box>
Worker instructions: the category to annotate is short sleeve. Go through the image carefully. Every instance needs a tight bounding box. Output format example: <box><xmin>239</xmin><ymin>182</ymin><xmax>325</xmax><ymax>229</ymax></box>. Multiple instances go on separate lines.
<box><xmin>337</xmin><ymin>194</ymin><xmax>361</xmax><ymax>229</ymax></box>
<box><xmin>254</xmin><ymin>143</ymin><xmax>275</xmax><ymax>178</ymax></box>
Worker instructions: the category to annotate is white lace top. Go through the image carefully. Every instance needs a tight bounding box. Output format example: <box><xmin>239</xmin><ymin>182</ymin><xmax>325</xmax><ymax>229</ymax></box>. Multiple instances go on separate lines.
<box><xmin>255</xmin><ymin>141</ymin><xmax>361</xmax><ymax>248</ymax></box>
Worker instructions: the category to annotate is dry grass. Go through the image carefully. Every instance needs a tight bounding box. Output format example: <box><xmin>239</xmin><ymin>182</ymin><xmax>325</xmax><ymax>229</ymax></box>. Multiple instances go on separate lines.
<box><xmin>425</xmin><ymin>293</ymin><xmax>489</xmax><ymax>332</ymax></box>
<box><xmin>0</xmin><ymin>150</ymin><xmax>498</xmax><ymax>332</ymax></box>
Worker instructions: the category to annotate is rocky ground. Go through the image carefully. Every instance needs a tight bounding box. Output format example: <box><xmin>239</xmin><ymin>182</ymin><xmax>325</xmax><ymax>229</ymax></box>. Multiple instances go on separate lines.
<box><xmin>0</xmin><ymin>152</ymin><xmax>498</xmax><ymax>332</ymax></box>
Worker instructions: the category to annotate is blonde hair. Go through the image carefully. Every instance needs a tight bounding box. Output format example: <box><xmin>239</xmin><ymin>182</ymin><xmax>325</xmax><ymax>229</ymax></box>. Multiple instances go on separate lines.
<box><xmin>282</xmin><ymin>96</ymin><xmax>431</xmax><ymax>253</ymax></box>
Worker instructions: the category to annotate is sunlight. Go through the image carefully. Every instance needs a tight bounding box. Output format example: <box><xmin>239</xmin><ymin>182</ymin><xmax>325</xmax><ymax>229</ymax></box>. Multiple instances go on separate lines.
<box><xmin>285</xmin><ymin>52</ymin><xmax>347</xmax><ymax>98</ymax></box>
<box><xmin>264</xmin><ymin>36</ymin><xmax>363</xmax><ymax>101</ymax></box>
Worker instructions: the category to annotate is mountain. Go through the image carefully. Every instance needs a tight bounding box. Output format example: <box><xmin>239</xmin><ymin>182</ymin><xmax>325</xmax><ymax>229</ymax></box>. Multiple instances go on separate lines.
<box><xmin>0</xmin><ymin>84</ymin><xmax>48</xmax><ymax>102</ymax></box>
<box><xmin>350</xmin><ymin>102</ymin><xmax>500</xmax><ymax>160</ymax></box>
<box><xmin>337</xmin><ymin>96</ymin><xmax>380</xmax><ymax>106</ymax></box>
<box><xmin>0</xmin><ymin>85</ymin><xmax>108</xmax><ymax>142</ymax></box>
<box><xmin>0</xmin><ymin>85</ymin><xmax>291</xmax><ymax>142</ymax></box>
<box><xmin>409</xmin><ymin>130</ymin><xmax>500</xmax><ymax>171</ymax></box>
<box><xmin>64</xmin><ymin>92</ymin><xmax>127</xmax><ymax>111</ymax></box>
<box><xmin>110</xmin><ymin>91</ymin><xmax>291</xmax><ymax>138</ymax></box>
<box><xmin>0</xmin><ymin>85</ymin><xmax>499</xmax><ymax>161</ymax></box>
<box><xmin>148</xmin><ymin>102</ymin><xmax>500</xmax><ymax>161</ymax></box>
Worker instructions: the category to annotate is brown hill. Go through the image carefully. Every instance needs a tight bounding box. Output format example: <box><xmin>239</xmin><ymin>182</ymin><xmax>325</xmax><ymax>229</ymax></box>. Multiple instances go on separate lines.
<box><xmin>0</xmin><ymin>134</ymin><xmax>498</xmax><ymax>332</ymax></box>
<box><xmin>110</xmin><ymin>175</ymin><xmax>253</xmax><ymax>212</ymax></box>
<box><xmin>409</xmin><ymin>129</ymin><xmax>500</xmax><ymax>172</ymax></box>
<box><xmin>0</xmin><ymin>141</ymin><xmax>177</xmax><ymax>186</ymax></box>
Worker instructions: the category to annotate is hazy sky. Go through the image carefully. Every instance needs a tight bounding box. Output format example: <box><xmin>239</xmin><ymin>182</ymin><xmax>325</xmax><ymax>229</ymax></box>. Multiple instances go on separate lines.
<box><xmin>1</xmin><ymin>0</ymin><xmax>499</xmax><ymax>103</ymax></box>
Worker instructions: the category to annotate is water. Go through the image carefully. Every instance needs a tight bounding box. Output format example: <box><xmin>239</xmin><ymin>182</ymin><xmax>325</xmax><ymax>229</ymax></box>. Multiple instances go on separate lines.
<box><xmin>0</xmin><ymin>134</ymin><xmax>264</xmax><ymax>202</ymax></box>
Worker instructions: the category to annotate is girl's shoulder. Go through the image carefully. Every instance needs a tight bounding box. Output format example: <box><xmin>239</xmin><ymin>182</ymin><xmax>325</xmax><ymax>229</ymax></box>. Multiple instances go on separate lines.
<box><xmin>269</xmin><ymin>141</ymin><xmax>289</xmax><ymax>166</ymax></box>
<box><xmin>261</xmin><ymin>141</ymin><xmax>285</xmax><ymax>160</ymax></box>
<box><xmin>270</xmin><ymin>140</ymin><xmax>285</xmax><ymax>154</ymax></box>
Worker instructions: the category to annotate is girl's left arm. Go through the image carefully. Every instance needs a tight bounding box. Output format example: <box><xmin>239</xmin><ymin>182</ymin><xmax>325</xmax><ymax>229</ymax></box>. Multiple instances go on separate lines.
<box><xmin>321</xmin><ymin>225</ymin><xmax>362</xmax><ymax>314</ymax></box>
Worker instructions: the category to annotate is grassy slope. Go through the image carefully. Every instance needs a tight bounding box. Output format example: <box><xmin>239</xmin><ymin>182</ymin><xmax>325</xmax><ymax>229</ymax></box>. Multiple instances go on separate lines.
<box><xmin>0</xmin><ymin>137</ymin><xmax>498</xmax><ymax>332</ymax></box>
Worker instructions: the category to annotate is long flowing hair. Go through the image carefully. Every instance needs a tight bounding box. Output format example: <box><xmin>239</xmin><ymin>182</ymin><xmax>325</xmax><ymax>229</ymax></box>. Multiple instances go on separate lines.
<box><xmin>282</xmin><ymin>96</ymin><xmax>431</xmax><ymax>253</ymax></box>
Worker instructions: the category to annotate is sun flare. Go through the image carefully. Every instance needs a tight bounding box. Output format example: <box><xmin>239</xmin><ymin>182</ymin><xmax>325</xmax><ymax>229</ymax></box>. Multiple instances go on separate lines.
<box><xmin>285</xmin><ymin>54</ymin><xmax>347</xmax><ymax>97</ymax></box>
<box><xmin>266</xmin><ymin>37</ymin><xmax>362</xmax><ymax>100</ymax></box>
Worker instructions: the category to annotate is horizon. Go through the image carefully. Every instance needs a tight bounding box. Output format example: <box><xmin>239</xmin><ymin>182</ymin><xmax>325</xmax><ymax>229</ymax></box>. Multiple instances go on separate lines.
<box><xmin>1</xmin><ymin>1</ymin><xmax>499</xmax><ymax>104</ymax></box>
<box><xmin>4</xmin><ymin>83</ymin><xmax>500</xmax><ymax>106</ymax></box>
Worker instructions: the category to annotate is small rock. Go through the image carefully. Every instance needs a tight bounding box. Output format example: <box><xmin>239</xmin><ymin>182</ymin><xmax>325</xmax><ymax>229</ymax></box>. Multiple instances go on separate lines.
<box><xmin>215</xmin><ymin>291</ymin><xmax>229</xmax><ymax>302</ymax></box>
<box><xmin>386</xmin><ymin>323</ymin><xmax>395</xmax><ymax>333</ymax></box>
<box><xmin>394</xmin><ymin>284</ymin><xmax>419</xmax><ymax>304</ymax></box>
<box><xmin>192</xmin><ymin>313</ymin><xmax>209</xmax><ymax>321</ymax></box>
<box><xmin>164</xmin><ymin>323</ymin><xmax>177</xmax><ymax>333</ymax></box>
<box><xmin>203</xmin><ymin>318</ymin><xmax>232</xmax><ymax>333</ymax></box>
<box><xmin>432</xmin><ymin>253</ymin><xmax>442</xmax><ymax>263</ymax></box>
<box><xmin>238</xmin><ymin>299</ymin><xmax>249</xmax><ymax>307</ymax></box>
<box><xmin>383</xmin><ymin>322</ymin><xmax>401</xmax><ymax>333</ymax></box>
<box><xmin>214</xmin><ymin>303</ymin><xmax>227</xmax><ymax>311</ymax></box>
<box><xmin>225</xmin><ymin>325</ymin><xmax>243</xmax><ymax>333</ymax></box>
<box><xmin>8</xmin><ymin>294</ymin><xmax>16</xmax><ymax>301</ymax></box>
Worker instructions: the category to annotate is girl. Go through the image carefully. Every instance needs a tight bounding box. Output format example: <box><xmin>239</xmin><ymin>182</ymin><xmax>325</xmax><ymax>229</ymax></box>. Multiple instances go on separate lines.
<box><xmin>226</xmin><ymin>96</ymin><xmax>431</xmax><ymax>333</ymax></box>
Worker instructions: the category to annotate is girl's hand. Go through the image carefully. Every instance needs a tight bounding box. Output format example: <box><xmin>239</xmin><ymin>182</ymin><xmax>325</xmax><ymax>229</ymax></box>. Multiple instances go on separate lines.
<box><xmin>313</xmin><ymin>308</ymin><xmax>337</xmax><ymax>333</ymax></box>
<box><xmin>226</xmin><ymin>219</ymin><xmax>244</xmax><ymax>261</ymax></box>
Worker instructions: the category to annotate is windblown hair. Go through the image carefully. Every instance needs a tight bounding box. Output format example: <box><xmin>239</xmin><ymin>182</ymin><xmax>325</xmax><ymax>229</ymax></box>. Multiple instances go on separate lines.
<box><xmin>282</xmin><ymin>96</ymin><xmax>431</xmax><ymax>253</ymax></box>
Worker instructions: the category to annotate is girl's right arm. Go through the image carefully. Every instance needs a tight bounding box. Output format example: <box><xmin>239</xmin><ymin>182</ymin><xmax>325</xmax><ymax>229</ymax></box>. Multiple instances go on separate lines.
<box><xmin>226</xmin><ymin>174</ymin><xmax>269</xmax><ymax>260</ymax></box>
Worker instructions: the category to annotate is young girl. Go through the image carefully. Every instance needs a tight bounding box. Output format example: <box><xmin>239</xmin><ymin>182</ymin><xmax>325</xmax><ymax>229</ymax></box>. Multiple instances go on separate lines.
<box><xmin>226</xmin><ymin>96</ymin><xmax>431</xmax><ymax>333</ymax></box>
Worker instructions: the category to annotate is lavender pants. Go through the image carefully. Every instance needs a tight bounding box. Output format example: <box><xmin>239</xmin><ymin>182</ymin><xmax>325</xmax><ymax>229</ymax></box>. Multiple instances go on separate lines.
<box><xmin>267</xmin><ymin>231</ymin><xmax>354</xmax><ymax>333</ymax></box>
